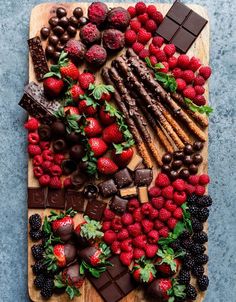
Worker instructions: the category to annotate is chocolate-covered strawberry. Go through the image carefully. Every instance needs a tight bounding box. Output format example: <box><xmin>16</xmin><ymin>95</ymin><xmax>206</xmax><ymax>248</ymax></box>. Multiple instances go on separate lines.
<box><xmin>44</xmin><ymin>243</ymin><xmax>77</xmax><ymax>272</ymax></box>
<box><xmin>132</xmin><ymin>258</ymin><xmax>156</xmax><ymax>283</ymax></box>
<box><xmin>155</xmin><ymin>248</ymin><xmax>185</xmax><ymax>276</ymax></box>
<box><xmin>75</xmin><ymin>215</ymin><xmax>104</xmax><ymax>241</ymax></box>
<box><xmin>54</xmin><ymin>263</ymin><xmax>85</xmax><ymax>299</ymax></box>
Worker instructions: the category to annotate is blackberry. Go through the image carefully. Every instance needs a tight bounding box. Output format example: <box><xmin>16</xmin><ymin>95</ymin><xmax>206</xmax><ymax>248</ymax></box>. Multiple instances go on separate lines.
<box><xmin>192</xmin><ymin>265</ymin><xmax>204</xmax><ymax>277</ymax></box>
<box><xmin>195</xmin><ymin>254</ymin><xmax>209</xmax><ymax>265</ymax></box>
<box><xmin>191</xmin><ymin>218</ymin><xmax>204</xmax><ymax>232</ymax></box>
<box><xmin>32</xmin><ymin>260</ymin><xmax>46</xmax><ymax>276</ymax></box>
<box><xmin>190</xmin><ymin>243</ymin><xmax>206</xmax><ymax>255</ymax></box>
<box><xmin>41</xmin><ymin>278</ymin><xmax>54</xmax><ymax>299</ymax></box>
<box><xmin>169</xmin><ymin>239</ymin><xmax>182</xmax><ymax>251</ymax></box>
<box><xmin>179</xmin><ymin>229</ymin><xmax>191</xmax><ymax>240</ymax></box>
<box><xmin>31</xmin><ymin>244</ymin><xmax>44</xmax><ymax>260</ymax></box>
<box><xmin>196</xmin><ymin>195</ymin><xmax>213</xmax><ymax>208</ymax></box>
<box><xmin>34</xmin><ymin>274</ymin><xmax>46</xmax><ymax>289</ymax></box>
<box><xmin>192</xmin><ymin>231</ymin><xmax>208</xmax><ymax>244</ymax></box>
<box><xmin>29</xmin><ymin>214</ymin><xmax>42</xmax><ymax>230</ymax></box>
<box><xmin>181</xmin><ymin>238</ymin><xmax>194</xmax><ymax>250</ymax></box>
<box><xmin>187</xmin><ymin>194</ymin><xmax>198</xmax><ymax>205</ymax></box>
<box><xmin>189</xmin><ymin>205</ymin><xmax>199</xmax><ymax>217</ymax></box>
<box><xmin>178</xmin><ymin>269</ymin><xmax>191</xmax><ymax>285</ymax></box>
<box><xmin>185</xmin><ymin>284</ymin><xmax>197</xmax><ymax>300</ymax></box>
<box><xmin>198</xmin><ymin>208</ymin><xmax>209</xmax><ymax>222</ymax></box>
<box><xmin>183</xmin><ymin>256</ymin><xmax>195</xmax><ymax>270</ymax></box>
<box><xmin>30</xmin><ymin>229</ymin><xmax>43</xmax><ymax>241</ymax></box>
<box><xmin>197</xmin><ymin>275</ymin><xmax>209</xmax><ymax>291</ymax></box>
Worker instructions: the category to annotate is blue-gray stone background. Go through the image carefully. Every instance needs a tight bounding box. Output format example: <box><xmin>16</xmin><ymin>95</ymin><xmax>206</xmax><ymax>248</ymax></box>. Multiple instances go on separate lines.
<box><xmin>0</xmin><ymin>0</ymin><xmax>235</xmax><ymax>301</ymax></box>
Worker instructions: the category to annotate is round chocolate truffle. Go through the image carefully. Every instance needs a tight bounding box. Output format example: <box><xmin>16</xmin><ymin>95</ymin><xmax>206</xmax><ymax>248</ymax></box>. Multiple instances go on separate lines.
<box><xmin>88</xmin><ymin>2</ymin><xmax>108</xmax><ymax>26</ymax></box>
<box><xmin>192</xmin><ymin>153</ymin><xmax>203</xmax><ymax>165</ymax></box>
<box><xmin>193</xmin><ymin>141</ymin><xmax>204</xmax><ymax>151</ymax></box>
<box><xmin>107</xmin><ymin>7</ymin><xmax>130</xmax><ymax>31</ymax></box>
<box><xmin>64</xmin><ymin>39</ymin><xmax>87</xmax><ymax>63</ymax></box>
<box><xmin>62</xmin><ymin>159</ymin><xmax>77</xmax><ymax>175</ymax></box>
<box><xmin>70</xmin><ymin>145</ymin><xmax>85</xmax><ymax>161</ymax></box>
<box><xmin>53</xmin><ymin>139</ymin><xmax>67</xmax><ymax>153</ymax></box>
<box><xmin>189</xmin><ymin>164</ymin><xmax>198</xmax><ymax>175</ymax></box>
<box><xmin>162</xmin><ymin>153</ymin><xmax>173</xmax><ymax>164</ymax></box>
<box><xmin>51</xmin><ymin>121</ymin><xmax>66</xmax><ymax>138</ymax></box>
<box><xmin>184</xmin><ymin>144</ymin><xmax>194</xmax><ymax>155</ymax></box>
<box><xmin>38</xmin><ymin>125</ymin><xmax>51</xmax><ymax>141</ymax></box>
<box><xmin>67</xmin><ymin>25</ymin><xmax>77</xmax><ymax>37</ymax></box>
<box><xmin>172</xmin><ymin>160</ymin><xmax>183</xmax><ymax>170</ymax></box>
<box><xmin>58</xmin><ymin>16</ymin><xmax>69</xmax><ymax>28</ymax></box>
<box><xmin>183</xmin><ymin>155</ymin><xmax>193</xmax><ymax>166</ymax></box>
<box><xmin>66</xmin><ymin>132</ymin><xmax>81</xmax><ymax>146</ymax></box>
<box><xmin>48</xmin><ymin>34</ymin><xmax>59</xmax><ymax>46</ymax></box>
<box><xmin>56</xmin><ymin>7</ymin><xmax>67</xmax><ymax>18</ymax></box>
<box><xmin>179</xmin><ymin>168</ymin><xmax>190</xmax><ymax>179</ymax></box>
<box><xmin>69</xmin><ymin>16</ymin><xmax>79</xmax><ymax>27</ymax></box>
<box><xmin>60</xmin><ymin>32</ymin><xmax>70</xmax><ymax>44</ymax></box>
<box><xmin>53</xmin><ymin>25</ymin><xmax>65</xmax><ymax>36</ymax></box>
<box><xmin>84</xmin><ymin>184</ymin><xmax>99</xmax><ymax>199</ymax></box>
<box><xmin>46</xmin><ymin>45</ymin><xmax>55</xmax><ymax>57</ymax></box>
<box><xmin>78</xmin><ymin>17</ymin><xmax>88</xmax><ymax>27</ymax></box>
<box><xmin>173</xmin><ymin>150</ymin><xmax>184</xmax><ymax>160</ymax></box>
<box><xmin>78</xmin><ymin>161</ymin><xmax>88</xmax><ymax>171</ymax></box>
<box><xmin>71</xmin><ymin>170</ymin><xmax>87</xmax><ymax>188</ymax></box>
<box><xmin>80</xmin><ymin>23</ymin><xmax>101</xmax><ymax>45</ymax></box>
<box><xmin>85</xmin><ymin>44</ymin><xmax>107</xmax><ymax>67</ymax></box>
<box><xmin>73</xmin><ymin>7</ymin><xmax>83</xmax><ymax>19</ymax></box>
<box><xmin>102</xmin><ymin>29</ymin><xmax>125</xmax><ymax>51</ymax></box>
<box><xmin>40</xmin><ymin>27</ymin><xmax>50</xmax><ymax>39</ymax></box>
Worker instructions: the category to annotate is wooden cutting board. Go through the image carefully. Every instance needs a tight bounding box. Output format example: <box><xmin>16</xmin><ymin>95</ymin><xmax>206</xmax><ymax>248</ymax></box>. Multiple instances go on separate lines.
<box><xmin>28</xmin><ymin>3</ymin><xmax>209</xmax><ymax>302</ymax></box>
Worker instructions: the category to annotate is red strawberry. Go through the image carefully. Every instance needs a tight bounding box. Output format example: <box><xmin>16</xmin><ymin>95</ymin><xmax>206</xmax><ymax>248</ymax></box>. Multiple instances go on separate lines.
<box><xmin>102</xmin><ymin>123</ymin><xmax>124</xmax><ymax>144</ymax></box>
<box><xmin>133</xmin><ymin>208</ymin><xmax>144</xmax><ymax>222</ymax></box>
<box><xmin>120</xmin><ymin>238</ymin><xmax>133</xmax><ymax>252</ymax></box>
<box><xmin>120</xmin><ymin>251</ymin><xmax>133</xmax><ymax>266</ymax></box>
<box><xmin>50</xmin><ymin>210</ymin><xmax>76</xmax><ymax>241</ymax></box>
<box><xmin>127</xmin><ymin>223</ymin><xmax>142</xmax><ymax>237</ymax></box>
<box><xmin>43</xmin><ymin>77</ymin><xmax>64</xmax><ymax>98</ymax></box>
<box><xmin>121</xmin><ymin>213</ymin><xmax>133</xmax><ymax>226</ymax></box>
<box><xmin>117</xmin><ymin>229</ymin><xmax>129</xmax><ymax>241</ymax></box>
<box><xmin>64</xmin><ymin>106</ymin><xmax>80</xmax><ymax>115</ymax></box>
<box><xmin>60</xmin><ymin>61</ymin><xmax>79</xmax><ymax>80</ymax></box>
<box><xmin>97</xmin><ymin>157</ymin><xmax>118</xmax><ymax>175</ymax></box>
<box><xmin>112</xmin><ymin>147</ymin><xmax>134</xmax><ymax>168</ymax></box>
<box><xmin>132</xmin><ymin>260</ymin><xmax>156</xmax><ymax>283</ymax></box>
<box><xmin>155</xmin><ymin>173</ymin><xmax>170</xmax><ymax>187</ymax></box>
<box><xmin>145</xmin><ymin>244</ymin><xmax>158</xmax><ymax>258</ymax></box>
<box><xmin>78</xmin><ymin>99</ymin><xmax>97</xmax><ymax>116</ymax></box>
<box><xmin>142</xmin><ymin>219</ymin><xmax>154</xmax><ymax>233</ymax></box>
<box><xmin>99</xmin><ymin>106</ymin><xmax>116</xmax><ymax>125</ymax></box>
<box><xmin>133</xmin><ymin>234</ymin><xmax>147</xmax><ymax>249</ymax></box>
<box><xmin>88</xmin><ymin>138</ymin><xmax>108</xmax><ymax>157</ymax></box>
<box><xmin>100</xmin><ymin>92</ymin><xmax>111</xmax><ymax>102</ymax></box>
<box><xmin>127</xmin><ymin>198</ymin><xmax>140</xmax><ymax>212</ymax></box>
<box><xmin>84</xmin><ymin>117</ymin><xmax>102</xmax><ymax>137</ymax></box>
<box><xmin>24</xmin><ymin>118</ymin><xmax>39</xmax><ymax>131</ymax></box>
<box><xmin>103</xmin><ymin>230</ymin><xmax>117</xmax><ymax>245</ymax></box>
<box><xmin>147</xmin><ymin>230</ymin><xmax>159</xmax><ymax>244</ymax></box>
<box><xmin>78</xmin><ymin>72</ymin><xmax>95</xmax><ymax>90</ymax></box>
<box><xmin>67</xmin><ymin>85</ymin><xmax>84</xmax><ymax>102</ymax></box>
<box><xmin>111</xmin><ymin>241</ymin><xmax>121</xmax><ymax>254</ymax></box>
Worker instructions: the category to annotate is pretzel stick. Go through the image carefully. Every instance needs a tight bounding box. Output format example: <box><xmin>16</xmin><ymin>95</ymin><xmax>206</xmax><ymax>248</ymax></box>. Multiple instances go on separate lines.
<box><xmin>102</xmin><ymin>67</ymin><xmax>153</xmax><ymax>168</ymax></box>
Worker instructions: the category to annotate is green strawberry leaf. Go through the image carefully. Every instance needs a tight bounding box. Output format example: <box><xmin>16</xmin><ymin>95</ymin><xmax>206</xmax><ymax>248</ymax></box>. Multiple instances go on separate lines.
<box><xmin>184</xmin><ymin>98</ymin><xmax>213</xmax><ymax>116</ymax></box>
<box><xmin>54</xmin><ymin>275</ymin><xmax>66</xmax><ymax>288</ymax></box>
<box><xmin>89</xmin><ymin>84</ymin><xmax>115</xmax><ymax>100</ymax></box>
<box><xmin>80</xmin><ymin>216</ymin><xmax>104</xmax><ymax>240</ymax></box>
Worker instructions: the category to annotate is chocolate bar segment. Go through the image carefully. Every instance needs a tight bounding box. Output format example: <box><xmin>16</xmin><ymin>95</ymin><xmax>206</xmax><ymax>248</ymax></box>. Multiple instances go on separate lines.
<box><xmin>167</xmin><ymin>1</ymin><xmax>191</xmax><ymax>24</ymax></box>
<box><xmin>114</xmin><ymin>168</ymin><xmax>133</xmax><ymax>189</ymax></box>
<box><xmin>110</xmin><ymin>195</ymin><xmax>128</xmax><ymax>214</ymax></box>
<box><xmin>171</xmin><ymin>28</ymin><xmax>196</xmax><ymax>53</ymax></box>
<box><xmin>19</xmin><ymin>82</ymin><xmax>60</xmax><ymax>124</ymax></box>
<box><xmin>85</xmin><ymin>199</ymin><xmax>106</xmax><ymax>221</ymax></box>
<box><xmin>28</xmin><ymin>36</ymin><xmax>49</xmax><ymax>81</ymax></box>
<box><xmin>28</xmin><ymin>187</ymin><xmax>47</xmax><ymax>208</ymax></box>
<box><xmin>156</xmin><ymin>17</ymin><xmax>179</xmax><ymax>42</ymax></box>
<box><xmin>47</xmin><ymin>188</ymin><xmax>65</xmax><ymax>209</ymax></box>
<box><xmin>65</xmin><ymin>190</ymin><xmax>85</xmax><ymax>212</ymax></box>
<box><xmin>183</xmin><ymin>11</ymin><xmax>208</xmax><ymax>36</ymax></box>
<box><xmin>98</xmin><ymin>179</ymin><xmax>117</xmax><ymax>198</ymax></box>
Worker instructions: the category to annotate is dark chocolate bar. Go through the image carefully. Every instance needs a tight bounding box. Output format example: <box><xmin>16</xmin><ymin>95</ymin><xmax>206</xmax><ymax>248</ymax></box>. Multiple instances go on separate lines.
<box><xmin>114</xmin><ymin>168</ymin><xmax>133</xmax><ymax>189</ymax></box>
<box><xmin>65</xmin><ymin>190</ymin><xmax>85</xmax><ymax>212</ymax></box>
<box><xmin>47</xmin><ymin>188</ymin><xmax>65</xmax><ymax>209</ymax></box>
<box><xmin>88</xmin><ymin>255</ymin><xmax>137</xmax><ymax>302</ymax></box>
<box><xmin>28</xmin><ymin>187</ymin><xmax>47</xmax><ymax>208</ymax></box>
<box><xmin>85</xmin><ymin>199</ymin><xmax>107</xmax><ymax>221</ymax></box>
<box><xmin>98</xmin><ymin>179</ymin><xmax>118</xmax><ymax>198</ymax></box>
<box><xmin>110</xmin><ymin>195</ymin><xmax>128</xmax><ymax>214</ymax></box>
<box><xmin>156</xmin><ymin>1</ymin><xmax>207</xmax><ymax>53</ymax></box>
<box><xmin>28</xmin><ymin>36</ymin><xmax>49</xmax><ymax>81</ymax></box>
<box><xmin>19</xmin><ymin>82</ymin><xmax>60</xmax><ymax>124</ymax></box>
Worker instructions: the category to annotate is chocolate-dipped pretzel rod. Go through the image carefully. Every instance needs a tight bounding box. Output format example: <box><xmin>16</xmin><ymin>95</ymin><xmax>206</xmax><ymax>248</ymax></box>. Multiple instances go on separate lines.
<box><xmin>109</xmin><ymin>67</ymin><xmax>162</xmax><ymax>166</ymax></box>
<box><xmin>102</xmin><ymin>68</ymin><xmax>153</xmax><ymax>168</ymax></box>
<box><xmin>126</xmin><ymin>49</ymin><xmax>207</xmax><ymax>142</ymax></box>
<box><xmin>113</xmin><ymin>57</ymin><xmax>185</xmax><ymax>149</ymax></box>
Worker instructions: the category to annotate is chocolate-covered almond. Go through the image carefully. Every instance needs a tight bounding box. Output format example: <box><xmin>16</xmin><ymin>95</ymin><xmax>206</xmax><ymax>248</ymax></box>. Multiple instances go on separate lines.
<box><xmin>162</xmin><ymin>164</ymin><xmax>171</xmax><ymax>174</ymax></box>
<box><xmin>192</xmin><ymin>153</ymin><xmax>203</xmax><ymax>165</ymax></box>
<box><xmin>58</xmin><ymin>16</ymin><xmax>69</xmax><ymax>28</ymax></box>
<box><xmin>70</xmin><ymin>145</ymin><xmax>85</xmax><ymax>161</ymax></box>
<box><xmin>51</xmin><ymin>121</ymin><xmax>66</xmax><ymax>138</ymax></box>
<box><xmin>162</xmin><ymin>153</ymin><xmax>172</xmax><ymax>164</ymax></box>
<box><xmin>73</xmin><ymin>7</ymin><xmax>83</xmax><ymax>19</ymax></box>
<box><xmin>67</xmin><ymin>25</ymin><xmax>77</xmax><ymax>37</ymax></box>
<box><xmin>183</xmin><ymin>155</ymin><xmax>193</xmax><ymax>166</ymax></box>
<box><xmin>56</xmin><ymin>7</ymin><xmax>67</xmax><ymax>18</ymax></box>
<box><xmin>49</xmin><ymin>16</ymin><xmax>59</xmax><ymax>28</ymax></box>
<box><xmin>53</xmin><ymin>25</ymin><xmax>65</xmax><ymax>36</ymax></box>
<box><xmin>169</xmin><ymin>170</ymin><xmax>179</xmax><ymax>180</ymax></box>
<box><xmin>40</xmin><ymin>27</ymin><xmax>50</xmax><ymax>39</ymax></box>
<box><xmin>184</xmin><ymin>144</ymin><xmax>194</xmax><ymax>155</ymax></box>
<box><xmin>179</xmin><ymin>168</ymin><xmax>190</xmax><ymax>179</ymax></box>
<box><xmin>69</xmin><ymin>16</ymin><xmax>79</xmax><ymax>27</ymax></box>
<box><xmin>172</xmin><ymin>160</ymin><xmax>183</xmax><ymax>170</ymax></box>
<box><xmin>173</xmin><ymin>150</ymin><xmax>184</xmax><ymax>160</ymax></box>
<box><xmin>46</xmin><ymin>45</ymin><xmax>55</xmax><ymax>57</ymax></box>
<box><xmin>49</xmin><ymin>34</ymin><xmax>59</xmax><ymax>46</ymax></box>
<box><xmin>193</xmin><ymin>141</ymin><xmax>204</xmax><ymax>151</ymax></box>
<box><xmin>189</xmin><ymin>164</ymin><xmax>198</xmax><ymax>175</ymax></box>
<box><xmin>60</xmin><ymin>32</ymin><xmax>70</xmax><ymax>44</ymax></box>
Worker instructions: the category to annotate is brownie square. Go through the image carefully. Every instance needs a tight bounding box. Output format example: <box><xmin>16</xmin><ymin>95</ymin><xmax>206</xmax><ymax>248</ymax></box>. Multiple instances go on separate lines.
<box><xmin>171</xmin><ymin>27</ymin><xmax>196</xmax><ymax>53</ymax></box>
<box><xmin>167</xmin><ymin>1</ymin><xmax>191</xmax><ymax>24</ymax></box>
<box><xmin>183</xmin><ymin>11</ymin><xmax>208</xmax><ymax>36</ymax></box>
<box><xmin>156</xmin><ymin>17</ymin><xmax>180</xmax><ymax>42</ymax></box>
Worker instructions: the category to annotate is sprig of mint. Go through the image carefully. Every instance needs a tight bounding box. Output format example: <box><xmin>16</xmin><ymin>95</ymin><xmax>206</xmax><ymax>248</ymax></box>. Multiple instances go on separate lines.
<box><xmin>89</xmin><ymin>83</ymin><xmax>115</xmax><ymax>100</ymax></box>
<box><xmin>184</xmin><ymin>98</ymin><xmax>213</xmax><ymax>116</ymax></box>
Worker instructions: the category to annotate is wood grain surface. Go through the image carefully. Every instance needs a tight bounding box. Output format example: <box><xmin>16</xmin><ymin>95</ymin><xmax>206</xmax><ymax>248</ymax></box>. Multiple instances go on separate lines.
<box><xmin>28</xmin><ymin>3</ymin><xmax>209</xmax><ymax>302</ymax></box>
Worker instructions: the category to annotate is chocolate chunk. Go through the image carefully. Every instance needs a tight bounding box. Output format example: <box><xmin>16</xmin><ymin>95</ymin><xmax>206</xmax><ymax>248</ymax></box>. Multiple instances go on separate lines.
<box><xmin>138</xmin><ymin>186</ymin><xmax>148</xmax><ymax>203</ymax></box>
<box><xmin>114</xmin><ymin>168</ymin><xmax>133</xmax><ymax>189</ymax></box>
<box><xmin>134</xmin><ymin>169</ymin><xmax>153</xmax><ymax>186</ymax></box>
<box><xmin>167</xmin><ymin>1</ymin><xmax>191</xmax><ymax>24</ymax></box>
<box><xmin>28</xmin><ymin>187</ymin><xmax>47</xmax><ymax>208</ymax></box>
<box><xmin>183</xmin><ymin>11</ymin><xmax>208</xmax><ymax>36</ymax></box>
<box><xmin>65</xmin><ymin>190</ymin><xmax>85</xmax><ymax>212</ymax></box>
<box><xmin>98</xmin><ymin>179</ymin><xmax>117</xmax><ymax>198</ymax></box>
<box><xmin>171</xmin><ymin>28</ymin><xmax>196</xmax><ymax>53</ymax></box>
<box><xmin>19</xmin><ymin>82</ymin><xmax>60</xmax><ymax>124</ymax></box>
<box><xmin>120</xmin><ymin>186</ymin><xmax>137</xmax><ymax>198</ymax></box>
<box><xmin>156</xmin><ymin>17</ymin><xmax>179</xmax><ymax>42</ymax></box>
<box><xmin>47</xmin><ymin>189</ymin><xmax>65</xmax><ymax>209</ymax></box>
<box><xmin>110</xmin><ymin>195</ymin><xmax>128</xmax><ymax>214</ymax></box>
<box><xmin>28</xmin><ymin>36</ymin><xmax>49</xmax><ymax>81</ymax></box>
<box><xmin>85</xmin><ymin>199</ymin><xmax>106</xmax><ymax>221</ymax></box>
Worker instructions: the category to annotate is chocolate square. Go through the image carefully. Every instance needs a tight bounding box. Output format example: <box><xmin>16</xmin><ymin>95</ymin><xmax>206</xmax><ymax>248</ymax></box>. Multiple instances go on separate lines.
<box><xmin>156</xmin><ymin>17</ymin><xmax>179</xmax><ymax>42</ymax></box>
<box><xmin>100</xmin><ymin>284</ymin><xmax>123</xmax><ymax>302</ymax></box>
<box><xmin>167</xmin><ymin>1</ymin><xmax>191</xmax><ymax>24</ymax></box>
<box><xmin>114</xmin><ymin>168</ymin><xmax>133</xmax><ymax>189</ymax></box>
<box><xmin>107</xmin><ymin>256</ymin><xmax>127</xmax><ymax>278</ymax></box>
<box><xmin>98</xmin><ymin>179</ymin><xmax>118</xmax><ymax>198</ymax></box>
<box><xmin>134</xmin><ymin>169</ymin><xmax>153</xmax><ymax>186</ymax></box>
<box><xmin>171</xmin><ymin>28</ymin><xmax>196</xmax><ymax>53</ymax></box>
<box><xmin>85</xmin><ymin>199</ymin><xmax>106</xmax><ymax>221</ymax></box>
<box><xmin>65</xmin><ymin>190</ymin><xmax>85</xmax><ymax>212</ymax></box>
<box><xmin>89</xmin><ymin>271</ymin><xmax>111</xmax><ymax>289</ymax></box>
<box><xmin>28</xmin><ymin>187</ymin><xmax>47</xmax><ymax>208</ymax></box>
<box><xmin>47</xmin><ymin>189</ymin><xmax>65</xmax><ymax>209</ymax></box>
<box><xmin>116</xmin><ymin>272</ymin><xmax>136</xmax><ymax>295</ymax></box>
<box><xmin>183</xmin><ymin>11</ymin><xmax>208</xmax><ymax>36</ymax></box>
<box><xmin>110</xmin><ymin>195</ymin><xmax>128</xmax><ymax>215</ymax></box>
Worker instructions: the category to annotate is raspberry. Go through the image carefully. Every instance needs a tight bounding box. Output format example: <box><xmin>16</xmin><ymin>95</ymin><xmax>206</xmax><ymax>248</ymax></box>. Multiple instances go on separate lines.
<box><xmin>133</xmin><ymin>234</ymin><xmax>147</xmax><ymax>248</ymax></box>
<box><xmin>127</xmin><ymin>6</ymin><xmax>136</xmax><ymax>18</ymax></box>
<box><xmin>183</xmin><ymin>87</ymin><xmax>196</xmax><ymax>99</ymax></box>
<box><xmin>159</xmin><ymin>227</ymin><xmax>169</xmax><ymax>238</ymax></box>
<box><xmin>121</xmin><ymin>213</ymin><xmax>133</xmax><ymax>225</ymax></box>
<box><xmin>189</xmin><ymin>56</ymin><xmax>201</xmax><ymax>71</ymax></box>
<box><xmin>142</xmin><ymin>219</ymin><xmax>154</xmax><ymax>233</ymax></box>
<box><xmin>148</xmin><ymin>186</ymin><xmax>161</xmax><ymax>197</ymax></box>
<box><xmin>102</xmin><ymin>221</ymin><xmax>111</xmax><ymax>232</ymax></box>
<box><xmin>63</xmin><ymin>177</ymin><xmax>72</xmax><ymax>188</ymax></box>
<box><xmin>152</xmin><ymin>36</ymin><xmax>164</xmax><ymax>47</ymax></box>
<box><xmin>127</xmin><ymin>198</ymin><xmax>140</xmax><ymax>212</ymax></box>
<box><xmin>165</xmin><ymin>200</ymin><xmax>177</xmax><ymax>212</ymax></box>
<box><xmin>104</xmin><ymin>230</ymin><xmax>117</xmax><ymax>245</ymax></box>
<box><xmin>199</xmin><ymin>174</ymin><xmax>210</xmax><ymax>185</ymax></box>
<box><xmin>147</xmin><ymin>5</ymin><xmax>157</xmax><ymax>17</ymax></box>
<box><xmin>185</xmin><ymin>184</ymin><xmax>196</xmax><ymax>195</ymax></box>
<box><xmin>135</xmin><ymin>2</ymin><xmax>147</xmax><ymax>15</ymax></box>
<box><xmin>132</xmin><ymin>42</ymin><xmax>144</xmax><ymax>54</ymax></box>
<box><xmin>137</xmin><ymin>13</ymin><xmax>149</xmax><ymax>24</ymax></box>
<box><xmin>50</xmin><ymin>165</ymin><xmax>62</xmax><ymax>176</ymax></box>
<box><xmin>139</xmin><ymin>49</ymin><xmax>150</xmax><ymax>59</ymax></box>
<box><xmin>147</xmin><ymin>230</ymin><xmax>159</xmax><ymax>244</ymax></box>
<box><xmin>145</xmin><ymin>19</ymin><xmax>157</xmax><ymax>33</ymax></box>
<box><xmin>155</xmin><ymin>173</ymin><xmax>170</xmax><ymax>187</ymax></box>
<box><xmin>130</xmin><ymin>20</ymin><xmax>142</xmax><ymax>33</ymax></box>
<box><xmin>173</xmin><ymin>207</ymin><xmax>183</xmax><ymax>220</ymax></box>
<box><xmin>149</xmin><ymin>208</ymin><xmax>159</xmax><ymax>220</ymax></box>
<box><xmin>42</xmin><ymin>150</ymin><xmax>53</xmax><ymax>161</ymax></box>
<box><xmin>24</xmin><ymin>118</ymin><xmax>39</xmax><ymax>131</ymax></box>
<box><xmin>151</xmin><ymin>196</ymin><xmax>164</xmax><ymax>209</ymax></box>
<box><xmin>133</xmin><ymin>248</ymin><xmax>145</xmax><ymax>259</ymax></box>
<box><xmin>41</xmin><ymin>160</ymin><xmax>52</xmax><ymax>172</ymax></box>
<box><xmin>49</xmin><ymin>176</ymin><xmax>62</xmax><ymax>189</ymax></box>
<box><xmin>194</xmin><ymin>75</ymin><xmax>205</xmax><ymax>86</ymax></box>
<box><xmin>137</xmin><ymin>29</ymin><xmax>151</xmax><ymax>44</ymax></box>
<box><xmin>28</xmin><ymin>133</ymin><xmax>40</xmax><ymax>144</ymax></box>
<box><xmin>33</xmin><ymin>155</ymin><xmax>43</xmax><ymax>166</ymax></box>
<box><xmin>149</xmin><ymin>43</ymin><xmax>159</xmax><ymax>55</ymax></box>
<box><xmin>177</xmin><ymin>54</ymin><xmax>190</xmax><ymax>69</ymax></box>
<box><xmin>188</xmin><ymin>175</ymin><xmax>199</xmax><ymax>185</ymax></box>
<box><xmin>145</xmin><ymin>244</ymin><xmax>158</xmax><ymax>258</ymax></box>
<box><xmin>162</xmin><ymin>186</ymin><xmax>174</xmax><ymax>199</ymax></box>
<box><xmin>159</xmin><ymin>208</ymin><xmax>171</xmax><ymax>222</ymax></box>
<box><xmin>182</xmin><ymin>70</ymin><xmax>195</xmax><ymax>83</ymax></box>
<box><xmin>111</xmin><ymin>241</ymin><xmax>121</xmax><ymax>254</ymax></box>
<box><xmin>163</xmin><ymin>44</ymin><xmax>176</xmax><ymax>57</ymax></box>
<box><xmin>194</xmin><ymin>85</ymin><xmax>205</xmax><ymax>95</ymax></box>
<box><xmin>173</xmin><ymin>191</ymin><xmax>187</xmax><ymax>206</ymax></box>
<box><xmin>159</xmin><ymin>62</ymin><xmax>169</xmax><ymax>73</ymax></box>
<box><xmin>141</xmin><ymin>203</ymin><xmax>153</xmax><ymax>215</ymax></box>
<box><xmin>117</xmin><ymin>229</ymin><xmax>129</xmax><ymax>241</ymax></box>
<box><xmin>195</xmin><ymin>185</ymin><xmax>206</xmax><ymax>196</ymax></box>
<box><xmin>111</xmin><ymin>217</ymin><xmax>123</xmax><ymax>231</ymax></box>
<box><xmin>33</xmin><ymin>166</ymin><xmax>43</xmax><ymax>178</ymax></box>
<box><xmin>194</xmin><ymin>95</ymin><xmax>206</xmax><ymax>106</ymax></box>
<box><xmin>172</xmin><ymin>179</ymin><xmax>186</xmax><ymax>191</ymax></box>
<box><xmin>154</xmin><ymin>219</ymin><xmax>164</xmax><ymax>230</ymax></box>
<box><xmin>199</xmin><ymin>66</ymin><xmax>212</xmax><ymax>79</ymax></box>
<box><xmin>127</xmin><ymin>223</ymin><xmax>142</xmax><ymax>237</ymax></box>
<box><xmin>151</xmin><ymin>11</ymin><xmax>163</xmax><ymax>24</ymax></box>
<box><xmin>149</xmin><ymin>55</ymin><xmax>158</xmax><ymax>66</ymax></box>
<box><xmin>103</xmin><ymin>208</ymin><xmax>115</xmax><ymax>221</ymax></box>
<box><xmin>176</xmin><ymin>78</ymin><xmax>187</xmax><ymax>91</ymax></box>
<box><xmin>39</xmin><ymin>141</ymin><xmax>50</xmax><ymax>150</ymax></box>
<box><xmin>53</xmin><ymin>154</ymin><xmax>65</xmax><ymax>165</ymax></box>
<box><xmin>172</xmin><ymin>67</ymin><xmax>183</xmax><ymax>78</ymax></box>
<box><xmin>168</xmin><ymin>56</ymin><xmax>178</xmax><ymax>69</ymax></box>
<box><xmin>167</xmin><ymin>217</ymin><xmax>178</xmax><ymax>230</ymax></box>
<box><xmin>155</xmin><ymin>49</ymin><xmax>167</xmax><ymax>62</ymax></box>
<box><xmin>133</xmin><ymin>208</ymin><xmax>144</xmax><ymax>222</ymax></box>
<box><xmin>38</xmin><ymin>174</ymin><xmax>50</xmax><ymax>186</ymax></box>
<box><xmin>28</xmin><ymin>144</ymin><xmax>41</xmax><ymax>156</ymax></box>
<box><xmin>125</xmin><ymin>29</ymin><xmax>137</xmax><ymax>45</ymax></box>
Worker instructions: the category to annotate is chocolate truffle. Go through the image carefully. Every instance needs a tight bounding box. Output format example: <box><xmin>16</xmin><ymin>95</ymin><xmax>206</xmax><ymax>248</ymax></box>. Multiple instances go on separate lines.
<box><xmin>71</xmin><ymin>170</ymin><xmax>87</xmax><ymax>188</ymax></box>
<box><xmin>51</xmin><ymin>121</ymin><xmax>66</xmax><ymax>138</ymax></box>
<box><xmin>84</xmin><ymin>184</ymin><xmax>99</xmax><ymax>199</ymax></box>
<box><xmin>110</xmin><ymin>195</ymin><xmax>128</xmax><ymax>214</ymax></box>
<box><xmin>62</xmin><ymin>159</ymin><xmax>77</xmax><ymax>175</ymax></box>
<box><xmin>134</xmin><ymin>169</ymin><xmax>153</xmax><ymax>186</ymax></box>
<box><xmin>114</xmin><ymin>169</ymin><xmax>133</xmax><ymax>189</ymax></box>
<box><xmin>56</xmin><ymin>7</ymin><xmax>67</xmax><ymax>18</ymax></box>
<box><xmin>38</xmin><ymin>124</ymin><xmax>51</xmax><ymax>141</ymax></box>
<box><xmin>98</xmin><ymin>179</ymin><xmax>118</xmax><ymax>198</ymax></box>
<box><xmin>70</xmin><ymin>144</ymin><xmax>85</xmax><ymax>161</ymax></box>
<box><xmin>53</xmin><ymin>139</ymin><xmax>67</xmax><ymax>153</ymax></box>
<box><xmin>66</xmin><ymin>132</ymin><xmax>81</xmax><ymax>146</ymax></box>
